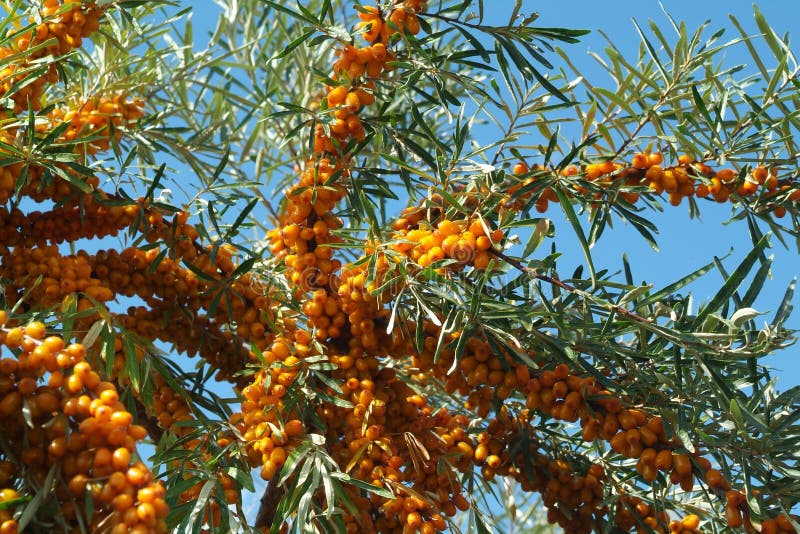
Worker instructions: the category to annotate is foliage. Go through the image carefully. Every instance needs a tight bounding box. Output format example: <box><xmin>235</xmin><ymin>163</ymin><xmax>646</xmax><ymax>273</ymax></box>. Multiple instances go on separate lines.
<box><xmin>0</xmin><ymin>1</ymin><xmax>798</xmax><ymax>533</ymax></box>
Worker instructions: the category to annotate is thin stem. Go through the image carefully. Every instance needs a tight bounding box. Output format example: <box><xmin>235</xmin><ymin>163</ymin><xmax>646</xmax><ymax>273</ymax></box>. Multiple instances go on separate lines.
<box><xmin>489</xmin><ymin>247</ymin><xmax>652</xmax><ymax>324</ymax></box>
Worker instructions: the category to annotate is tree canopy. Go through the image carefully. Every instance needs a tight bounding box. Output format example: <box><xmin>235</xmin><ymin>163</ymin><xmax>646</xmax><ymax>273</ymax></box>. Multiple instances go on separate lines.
<box><xmin>0</xmin><ymin>1</ymin><xmax>798</xmax><ymax>533</ymax></box>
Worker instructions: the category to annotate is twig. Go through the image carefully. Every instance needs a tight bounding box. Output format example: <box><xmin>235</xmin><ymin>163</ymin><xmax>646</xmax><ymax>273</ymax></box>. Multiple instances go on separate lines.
<box><xmin>489</xmin><ymin>247</ymin><xmax>652</xmax><ymax>324</ymax></box>
<box><xmin>134</xmin><ymin>398</ymin><xmax>164</xmax><ymax>444</ymax></box>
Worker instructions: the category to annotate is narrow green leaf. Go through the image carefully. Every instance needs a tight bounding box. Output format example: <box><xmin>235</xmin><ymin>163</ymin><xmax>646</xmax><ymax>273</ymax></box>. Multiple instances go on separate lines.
<box><xmin>693</xmin><ymin>234</ymin><xmax>770</xmax><ymax>328</ymax></box>
<box><xmin>522</xmin><ymin>218</ymin><xmax>550</xmax><ymax>258</ymax></box>
<box><xmin>595</xmin><ymin>87</ymin><xmax>636</xmax><ymax>117</ymax></box>
<box><xmin>631</xmin><ymin>18</ymin><xmax>669</xmax><ymax>81</ymax></box>
<box><xmin>17</xmin><ymin>463</ymin><xmax>57</xmax><ymax>531</ymax></box>
<box><xmin>328</xmin><ymin>473</ymin><xmax>394</xmax><ymax>499</ymax></box>
<box><xmin>771</xmin><ymin>277</ymin><xmax>796</xmax><ymax>328</ymax></box>
<box><xmin>753</xmin><ymin>5</ymin><xmax>787</xmax><ymax>61</ymax></box>
<box><xmin>552</xmin><ymin>187</ymin><xmax>596</xmax><ymax>286</ymax></box>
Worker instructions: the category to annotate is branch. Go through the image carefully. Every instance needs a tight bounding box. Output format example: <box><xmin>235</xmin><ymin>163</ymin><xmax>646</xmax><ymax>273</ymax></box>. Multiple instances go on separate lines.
<box><xmin>254</xmin><ymin>477</ymin><xmax>286</xmax><ymax>530</ymax></box>
<box><xmin>489</xmin><ymin>247</ymin><xmax>652</xmax><ymax>324</ymax></box>
<box><xmin>134</xmin><ymin>397</ymin><xmax>165</xmax><ymax>444</ymax></box>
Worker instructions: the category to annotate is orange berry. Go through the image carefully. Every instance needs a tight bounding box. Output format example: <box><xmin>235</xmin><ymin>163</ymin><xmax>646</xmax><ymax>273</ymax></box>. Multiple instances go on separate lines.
<box><xmin>453</xmin><ymin>494</ymin><xmax>470</xmax><ymax>512</ymax></box>
<box><xmin>761</xmin><ymin>519</ymin><xmax>778</xmax><ymax>534</ymax></box>
<box><xmin>632</xmin><ymin>153</ymin><xmax>648</xmax><ymax>169</ymax></box>
<box><xmin>776</xmin><ymin>515</ymin><xmax>794</xmax><ymax>531</ymax></box>
<box><xmin>513</xmin><ymin>162</ymin><xmax>529</xmax><ymax>175</ymax></box>
<box><xmin>655</xmin><ymin>450</ymin><xmax>673</xmax><ymax>471</ymax></box>
<box><xmin>327</xmin><ymin>85</ymin><xmax>347</xmax><ymax>107</ymax></box>
<box><xmin>673</xmin><ymin>454</ymin><xmax>692</xmax><ymax>477</ymax></box>
<box><xmin>647</xmin><ymin>152</ymin><xmax>664</xmax><ymax>166</ymax></box>
<box><xmin>128</xmin><ymin>425</ymin><xmax>148</xmax><ymax>440</ymax></box>
<box><xmin>726</xmin><ymin>503</ymin><xmax>743</xmax><ymax>528</ymax></box>
<box><xmin>126</xmin><ymin>466</ymin><xmax>148</xmax><ymax>486</ymax></box>
<box><xmin>24</xmin><ymin>321</ymin><xmax>46</xmax><ymax>340</ymax></box>
<box><xmin>473</xmin><ymin>250</ymin><xmax>491</xmax><ymax>270</ymax></box>
<box><xmin>136</xmin><ymin>502</ymin><xmax>156</xmax><ymax>525</ymax></box>
<box><xmin>680</xmin><ymin>514</ymin><xmax>700</xmax><ymax>531</ymax></box>
<box><xmin>137</xmin><ymin>486</ymin><xmax>156</xmax><ymax>504</ymax></box>
<box><xmin>100</xmin><ymin>389</ymin><xmax>119</xmax><ymax>405</ymax></box>
<box><xmin>47</xmin><ymin>437</ymin><xmax>68</xmax><ymax>458</ymax></box>
<box><xmin>112</xmin><ymin>447</ymin><xmax>132</xmax><ymax>470</ymax></box>
<box><xmin>407</xmin><ymin>511</ymin><xmax>422</xmax><ymax>528</ymax></box>
<box><xmin>486</xmin><ymin>455</ymin><xmax>501</xmax><ymax>469</ymax></box>
<box><xmin>3</xmin><ymin>328</ymin><xmax>23</xmax><ymax>349</ymax></box>
<box><xmin>111</xmin><ymin>410</ymin><xmax>133</xmax><ymax>428</ymax></box>
<box><xmin>113</xmin><ymin>493</ymin><xmax>134</xmax><ymax>513</ymax></box>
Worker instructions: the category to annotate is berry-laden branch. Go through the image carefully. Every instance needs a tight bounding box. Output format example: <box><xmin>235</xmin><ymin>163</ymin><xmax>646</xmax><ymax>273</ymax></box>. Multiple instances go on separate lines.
<box><xmin>0</xmin><ymin>0</ymin><xmax>103</xmax><ymax>114</ymax></box>
<box><xmin>0</xmin><ymin>1</ymin><xmax>288</xmax><ymax>527</ymax></box>
<box><xmin>0</xmin><ymin>312</ymin><xmax>168</xmax><ymax>533</ymax></box>
<box><xmin>504</xmin><ymin>155</ymin><xmax>799</xmax><ymax>216</ymax></box>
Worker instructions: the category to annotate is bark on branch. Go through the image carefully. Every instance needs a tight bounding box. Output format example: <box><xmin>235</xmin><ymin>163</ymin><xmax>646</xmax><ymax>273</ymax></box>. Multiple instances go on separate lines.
<box><xmin>255</xmin><ymin>477</ymin><xmax>285</xmax><ymax>530</ymax></box>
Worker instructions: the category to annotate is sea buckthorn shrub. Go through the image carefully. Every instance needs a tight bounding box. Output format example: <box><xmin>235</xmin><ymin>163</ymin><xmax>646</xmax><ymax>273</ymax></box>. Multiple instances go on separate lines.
<box><xmin>1</xmin><ymin>0</ymin><xmax>799</xmax><ymax>533</ymax></box>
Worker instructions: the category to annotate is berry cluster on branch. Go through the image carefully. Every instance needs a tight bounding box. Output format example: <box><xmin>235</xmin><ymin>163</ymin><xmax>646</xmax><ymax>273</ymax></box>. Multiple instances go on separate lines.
<box><xmin>508</xmin><ymin>154</ymin><xmax>800</xmax><ymax>216</ymax></box>
<box><xmin>0</xmin><ymin>313</ymin><xmax>168</xmax><ymax>534</ymax></box>
<box><xmin>0</xmin><ymin>0</ymin><xmax>103</xmax><ymax>113</ymax></box>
